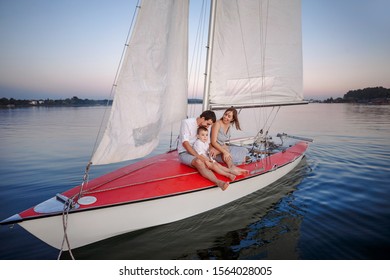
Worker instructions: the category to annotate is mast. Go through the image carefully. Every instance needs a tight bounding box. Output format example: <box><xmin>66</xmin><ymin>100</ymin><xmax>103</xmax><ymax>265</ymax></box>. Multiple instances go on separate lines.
<box><xmin>202</xmin><ymin>0</ymin><xmax>217</xmax><ymax>111</ymax></box>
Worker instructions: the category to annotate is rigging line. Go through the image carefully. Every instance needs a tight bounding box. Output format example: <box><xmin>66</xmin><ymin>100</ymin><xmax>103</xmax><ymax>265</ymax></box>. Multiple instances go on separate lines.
<box><xmin>197</xmin><ymin>0</ymin><xmax>209</xmax><ymax>110</ymax></box>
<box><xmin>76</xmin><ymin>1</ymin><xmax>141</xmax><ymax>198</ymax></box>
<box><xmin>189</xmin><ymin>0</ymin><xmax>208</xmax><ymax>117</ymax></box>
<box><xmin>234</xmin><ymin>0</ymin><xmax>263</xmax><ymax>135</ymax></box>
<box><xmin>234</xmin><ymin>0</ymin><xmax>271</xmax><ymax>135</ymax></box>
<box><xmin>258</xmin><ymin>0</ymin><xmax>270</xmax><ymax>134</ymax></box>
<box><xmin>89</xmin><ymin>0</ymin><xmax>141</xmax><ymax>161</ymax></box>
<box><xmin>266</xmin><ymin>106</ymin><xmax>281</xmax><ymax>133</ymax></box>
<box><xmin>251</xmin><ymin>105</ymin><xmax>274</xmax><ymax>152</ymax></box>
<box><xmin>259</xmin><ymin>0</ymin><xmax>269</xmax><ymax>97</ymax></box>
<box><xmin>188</xmin><ymin>1</ymin><xmax>205</xmax><ymax>116</ymax></box>
<box><xmin>258</xmin><ymin>105</ymin><xmax>279</xmax><ymax>171</ymax></box>
<box><xmin>169</xmin><ymin>123</ymin><xmax>174</xmax><ymax>151</ymax></box>
<box><xmin>60</xmin><ymin>2</ymin><xmax>142</xmax><ymax>256</ymax></box>
<box><xmin>80</xmin><ymin>160</ymin><xmax>164</xmax><ymax>194</ymax></box>
<box><xmin>83</xmin><ymin>171</ymin><xmax>199</xmax><ymax>195</ymax></box>
<box><xmin>261</xmin><ymin>106</ymin><xmax>274</xmax><ymax>134</ymax></box>
<box><xmin>235</xmin><ymin>0</ymin><xmax>253</xmax><ymax>95</ymax></box>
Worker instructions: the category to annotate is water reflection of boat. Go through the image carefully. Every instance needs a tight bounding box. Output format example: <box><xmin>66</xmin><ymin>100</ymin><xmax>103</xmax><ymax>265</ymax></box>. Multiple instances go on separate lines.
<box><xmin>181</xmin><ymin>157</ymin><xmax>309</xmax><ymax>260</ymax></box>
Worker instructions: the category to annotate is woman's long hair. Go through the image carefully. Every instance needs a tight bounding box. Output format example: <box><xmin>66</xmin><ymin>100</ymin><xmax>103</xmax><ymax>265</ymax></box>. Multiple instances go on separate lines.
<box><xmin>221</xmin><ymin>107</ymin><xmax>241</xmax><ymax>130</ymax></box>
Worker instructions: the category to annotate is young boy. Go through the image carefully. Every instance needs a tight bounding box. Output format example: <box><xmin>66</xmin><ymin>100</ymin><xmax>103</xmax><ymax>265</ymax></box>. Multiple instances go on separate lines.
<box><xmin>193</xmin><ymin>126</ymin><xmax>236</xmax><ymax>186</ymax></box>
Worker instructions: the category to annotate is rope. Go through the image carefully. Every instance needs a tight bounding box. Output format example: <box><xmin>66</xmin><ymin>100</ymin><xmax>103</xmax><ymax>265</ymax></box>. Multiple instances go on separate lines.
<box><xmin>266</xmin><ymin>106</ymin><xmax>281</xmax><ymax>134</ymax></box>
<box><xmin>81</xmin><ymin>160</ymin><xmax>165</xmax><ymax>195</ymax></box>
<box><xmin>57</xmin><ymin>195</ymin><xmax>77</xmax><ymax>260</ymax></box>
<box><xmin>188</xmin><ymin>0</ymin><xmax>208</xmax><ymax>117</ymax></box>
<box><xmin>57</xmin><ymin>1</ymin><xmax>142</xmax><ymax>259</ymax></box>
<box><xmin>88</xmin><ymin>1</ymin><xmax>141</xmax><ymax>166</ymax></box>
<box><xmin>83</xmin><ymin>171</ymin><xmax>199</xmax><ymax>195</ymax></box>
<box><xmin>77</xmin><ymin>161</ymin><xmax>92</xmax><ymax>200</ymax></box>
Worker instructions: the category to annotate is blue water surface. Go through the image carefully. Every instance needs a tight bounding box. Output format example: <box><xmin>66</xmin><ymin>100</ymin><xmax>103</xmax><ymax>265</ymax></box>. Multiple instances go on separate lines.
<box><xmin>0</xmin><ymin>104</ymin><xmax>389</xmax><ymax>260</ymax></box>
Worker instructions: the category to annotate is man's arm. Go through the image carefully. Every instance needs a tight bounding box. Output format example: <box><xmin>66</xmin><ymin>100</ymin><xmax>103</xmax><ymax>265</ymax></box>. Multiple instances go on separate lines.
<box><xmin>183</xmin><ymin>141</ymin><xmax>197</xmax><ymax>156</ymax></box>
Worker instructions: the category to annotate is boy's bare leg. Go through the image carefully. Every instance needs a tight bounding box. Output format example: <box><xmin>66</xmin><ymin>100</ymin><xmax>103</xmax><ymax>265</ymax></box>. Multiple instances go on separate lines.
<box><xmin>211</xmin><ymin>163</ymin><xmax>236</xmax><ymax>181</ymax></box>
<box><xmin>192</xmin><ymin>159</ymin><xmax>229</xmax><ymax>191</ymax></box>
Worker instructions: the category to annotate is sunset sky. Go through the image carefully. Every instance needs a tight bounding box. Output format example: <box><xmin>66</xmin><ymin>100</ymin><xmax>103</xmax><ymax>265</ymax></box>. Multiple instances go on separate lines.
<box><xmin>0</xmin><ymin>0</ymin><xmax>389</xmax><ymax>100</ymax></box>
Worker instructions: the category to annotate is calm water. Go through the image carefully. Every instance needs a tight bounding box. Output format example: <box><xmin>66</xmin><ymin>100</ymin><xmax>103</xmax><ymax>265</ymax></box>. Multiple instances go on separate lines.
<box><xmin>0</xmin><ymin>103</ymin><xmax>389</xmax><ymax>260</ymax></box>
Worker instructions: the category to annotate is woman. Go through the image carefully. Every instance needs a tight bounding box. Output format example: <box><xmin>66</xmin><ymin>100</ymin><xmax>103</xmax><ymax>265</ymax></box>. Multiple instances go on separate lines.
<box><xmin>210</xmin><ymin>107</ymin><xmax>249</xmax><ymax>175</ymax></box>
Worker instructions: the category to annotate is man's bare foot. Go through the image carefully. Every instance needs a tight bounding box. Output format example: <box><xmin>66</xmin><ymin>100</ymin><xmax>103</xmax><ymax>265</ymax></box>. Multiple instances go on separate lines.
<box><xmin>217</xmin><ymin>181</ymin><xmax>229</xmax><ymax>191</ymax></box>
<box><xmin>227</xmin><ymin>174</ymin><xmax>236</xmax><ymax>181</ymax></box>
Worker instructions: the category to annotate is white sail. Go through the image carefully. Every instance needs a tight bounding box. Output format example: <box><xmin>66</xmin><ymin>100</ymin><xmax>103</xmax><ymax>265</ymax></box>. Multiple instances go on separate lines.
<box><xmin>208</xmin><ymin>0</ymin><xmax>303</xmax><ymax>109</ymax></box>
<box><xmin>92</xmin><ymin>0</ymin><xmax>189</xmax><ymax>165</ymax></box>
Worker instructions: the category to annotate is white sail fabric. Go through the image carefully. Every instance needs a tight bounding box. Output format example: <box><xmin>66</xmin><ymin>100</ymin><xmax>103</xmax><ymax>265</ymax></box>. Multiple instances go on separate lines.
<box><xmin>92</xmin><ymin>0</ymin><xmax>189</xmax><ymax>165</ymax></box>
<box><xmin>209</xmin><ymin>0</ymin><xmax>303</xmax><ymax>108</ymax></box>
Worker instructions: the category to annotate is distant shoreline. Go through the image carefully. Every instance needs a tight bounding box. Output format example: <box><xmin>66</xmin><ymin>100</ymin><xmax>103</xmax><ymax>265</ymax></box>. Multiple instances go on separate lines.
<box><xmin>0</xmin><ymin>96</ymin><xmax>203</xmax><ymax>108</ymax></box>
<box><xmin>2</xmin><ymin>87</ymin><xmax>390</xmax><ymax>108</ymax></box>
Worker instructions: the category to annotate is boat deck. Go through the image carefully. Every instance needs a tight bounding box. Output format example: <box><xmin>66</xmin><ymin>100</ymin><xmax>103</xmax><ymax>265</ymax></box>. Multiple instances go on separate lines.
<box><xmin>17</xmin><ymin>141</ymin><xmax>308</xmax><ymax>220</ymax></box>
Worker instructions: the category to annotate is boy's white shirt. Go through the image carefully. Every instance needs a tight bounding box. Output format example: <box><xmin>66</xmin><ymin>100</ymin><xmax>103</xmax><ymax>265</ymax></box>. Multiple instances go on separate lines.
<box><xmin>193</xmin><ymin>139</ymin><xmax>209</xmax><ymax>156</ymax></box>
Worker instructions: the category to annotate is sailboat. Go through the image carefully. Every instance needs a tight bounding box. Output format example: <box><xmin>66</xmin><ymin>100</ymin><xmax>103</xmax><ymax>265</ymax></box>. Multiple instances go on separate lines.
<box><xmin>1</xmin><ymin>0</ymin><xmax>311</xmax><ymax>251</ymax></box>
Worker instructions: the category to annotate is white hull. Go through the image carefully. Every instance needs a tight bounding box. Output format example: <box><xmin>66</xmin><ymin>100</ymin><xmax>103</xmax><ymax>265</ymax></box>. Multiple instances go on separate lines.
<box><xmin>19</xmin><ymin>154</ymin><xmax>304</xmax><ymax>250</ymax></box>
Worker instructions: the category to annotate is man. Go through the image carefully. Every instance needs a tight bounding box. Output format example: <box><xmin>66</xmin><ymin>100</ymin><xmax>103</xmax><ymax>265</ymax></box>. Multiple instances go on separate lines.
<box><xmin>178</xmin><ymin>110</ymin><xmax>230</xmax><ymax>191</ymax></box>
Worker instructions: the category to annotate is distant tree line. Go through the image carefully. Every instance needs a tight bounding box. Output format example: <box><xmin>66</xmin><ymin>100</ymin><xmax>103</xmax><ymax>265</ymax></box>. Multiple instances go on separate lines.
<box><xmin>0</xmin><ymin>96</ymin><xmax>112</xmax><ymax>108</ymax></box>
<box><xmin>323</xmin><ymin>87</ymin><xmax>390</xmax><ymax>104</ymax></box>
<box><xmin>1</xmin><ymin>96</ymin><xmax>204</xmax><ymax>108</ymax></box>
